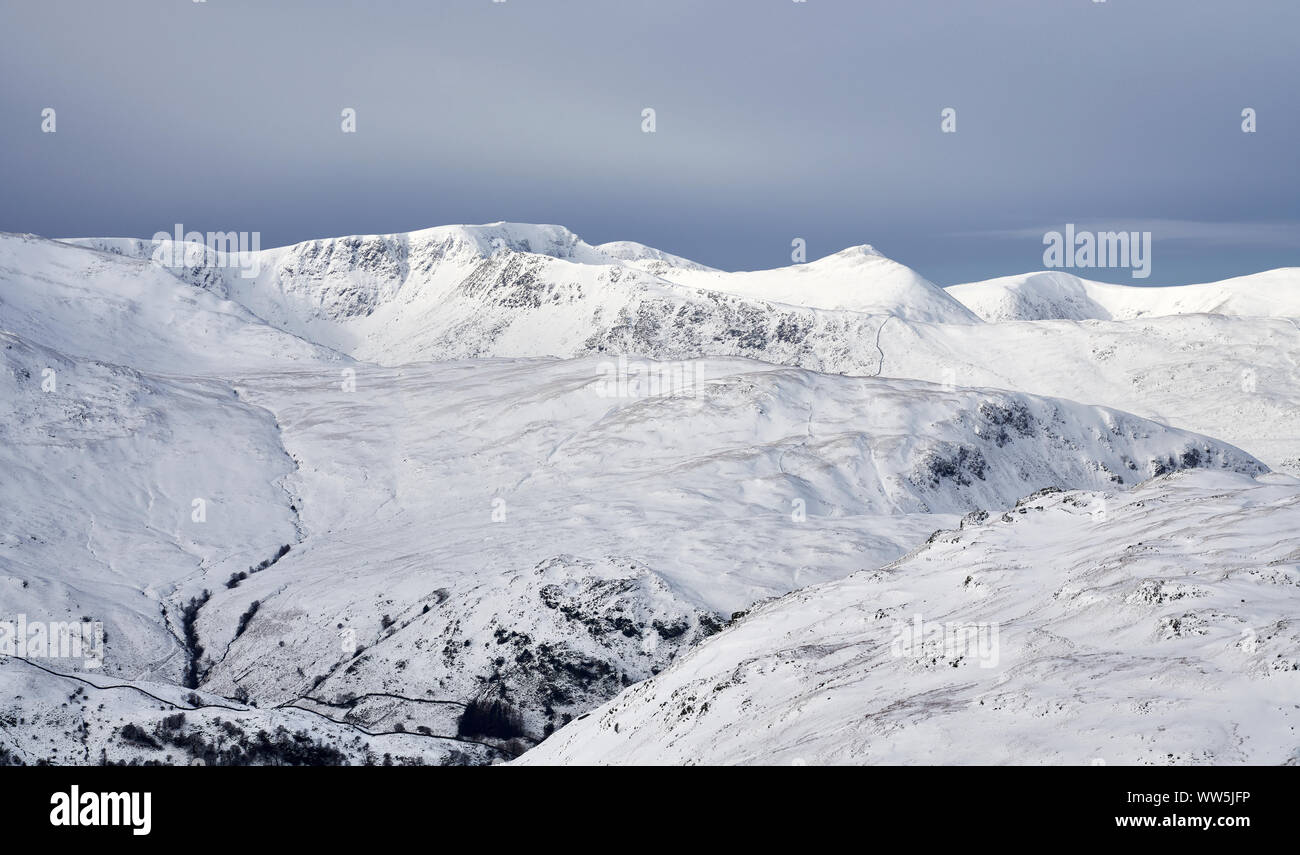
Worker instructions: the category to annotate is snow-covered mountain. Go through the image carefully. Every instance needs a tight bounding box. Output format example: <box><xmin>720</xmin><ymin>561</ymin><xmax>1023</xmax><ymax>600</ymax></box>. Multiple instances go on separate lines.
<box><xmin>872</xmin><ymin>312</ymin><xmax>1300</xmax><ymax>476</ymax></box>
<box><xmin>0</xmin><ymin>234</ymin><xmax>340</xmax><ymax>374</ymax></box>
<box><xmin>519</xmin><ymin>468</ymin><xmax>1300</xmax><ymax>765</ymax></box>
<box><xmin>46</xmin><ymin>229</ymin><xmax>1299</xmax><ymax>475</ymax></box>
<box><xmin>5</xmin><ymin>332</ymin><xmax>1256</xmax><ymax>755</ymax></box>
<box><xmin>0</xmin><ymin>331</ymin><xmax>300</xmax><ymax>684</ymax></box>
<box><xmin>63</xmin><ymin>224</ymin><xmax>977</xmax><ymax>368</ymax></box>
<box><xmin>638</xmin><ymin>243</ymin><xmax>981</xmax><ymax>321</ymax></box>
<box><xmin>593</xmin><ymin>240</ymin><xmax>719</xmax><ymax>276</ymax></box>
<box><xmin>3</xmin><ymin>222</ymin><xmax>1297</xmax><ymax>765</ymax></box>
<box><xmin>947</xmin><ymin>268</ymin><xmax>1300</xmax><ymax>323</ymax></box>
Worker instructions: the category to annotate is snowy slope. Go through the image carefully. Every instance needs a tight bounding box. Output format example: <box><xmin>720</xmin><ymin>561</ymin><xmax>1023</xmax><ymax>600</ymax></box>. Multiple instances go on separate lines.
<box><xmin>0</xmin><ymin>331</ymin><xmax>300</xmax><ymax>686</ymax></box>
<box><xmin>519</xmin><ymin>469</ymin><xmax>1300</xmax><ymax>765</ymax></box>
<box><xmin>872</xmin><ymin>313</ymin><xmax>1300</xmax><ymax>475</ymax></box>
<box><xmin>1</xmin><ymin>336</ymin><xmax>1261</xmax><ymax>756</ymax></box>
<box><xmin>64</xmin><ymin>225</ymin><xmax>978</xmax><ymax>367</ymax></box>
<box><xmin>5</xmin><ymin>221</ymin><xmax>1298</xmax><ymax>765</ymax></box>
<box><xmin>48</xmin><ymin>228</ymin><xmax>1299</xmax><ymax>476</ymax></box>
<box><xmin>0</xmin><ymin>234</ymin><xmax>340</xmax><ymax>374</ymax></box>
<box><xmin>594</xmin><ymin>240</ymin><xmax>719</xmax><ymax>275</ymax></box>
<box><xmin>180</xmin><ymin>358</ymin><xmax>1262</xmax><ymax>739</ymax></box>
<box><xmin>661</xmin><ymin>244</ymin><xmax>981</xmax><ymax>321</ymax></box>
<box><xmin>0</xmin><ymin>657</ymin><xmax>501</xmax><ymax>765</ymax></box>
<box><xmin>948</xmin><ymin>268</ymin><xmax>1300</xmax><ymax>322</ymax></box>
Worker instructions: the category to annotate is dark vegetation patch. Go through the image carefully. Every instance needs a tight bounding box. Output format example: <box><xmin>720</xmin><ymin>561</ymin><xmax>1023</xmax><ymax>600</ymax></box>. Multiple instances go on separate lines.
<box><xmin>652</xmin><ymin>618</ymin><xmax>690</xmax><ymax>640</ymax></box>
<box><xmin>118</xmin><ymin>723</ymin><xmax>160</xmax><ymax>750</ymax></box>
<box><xmin>226</xmin><ymin>544</ymin><xmax>291</xmax><ymax>589</ymax></box>
<box><xmin>181</xmin><ymin>590</ymin><xmax>211</xmax><ymax>689</ymax></box>
<box><xmin>978</xmin><ymin>401</ymin><xmax>1035</xmax><ymax>447</ymax></box>
<box><xmin>457</xmin><ymin>697</ymin><xmax>526</xmax><ymax>741</ymax></box>
<box><xmin>234</xmin><ymin>600</ymin><xmax>260</xmax><ymax>639</ymax></box>
<box><xmin>920</xmin><ymin>445</ymin><xmax>988</xmax><ymax>487</ymax></box>
<box><xmin>113</xmin><ymin>714</ymin><xmax>357</xmax><ymax>765</ymax></box>
<box><xmin>1150</xmin><ymin>446</ymin><xmax>1213</xmax><ymax>478</ymax></box>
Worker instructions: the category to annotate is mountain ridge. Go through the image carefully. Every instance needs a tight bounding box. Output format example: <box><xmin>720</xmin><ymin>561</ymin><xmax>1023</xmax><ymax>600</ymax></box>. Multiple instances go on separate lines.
<box><xmin>947</xmin><ymin>267</ymin><xmax>1300</xmax><ymax>322</ymax></box>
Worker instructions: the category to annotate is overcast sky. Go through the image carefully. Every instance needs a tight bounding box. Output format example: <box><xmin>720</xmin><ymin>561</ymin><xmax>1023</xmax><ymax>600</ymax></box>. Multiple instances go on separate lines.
<box><xmin>1</xmin><ymin>0</ymin><xmax>1296</xmax><ymax>284</ymax></box>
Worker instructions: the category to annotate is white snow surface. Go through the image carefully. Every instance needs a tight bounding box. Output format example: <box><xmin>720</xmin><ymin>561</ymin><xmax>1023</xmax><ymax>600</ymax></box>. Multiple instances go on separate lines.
<box><xmin>520</xmin><ymin>469</ymin><xmax>1300</xmax><ymax>765</ymax></box>
<box><xmin>3</xmin><ymin>223</ymin><xmax>1297</xmax><ymax>764</ymax></box>
<box><xmin>948</xmin><ymin>268</ymin><xmax>1300</xmax><ymax>322</ymax></box>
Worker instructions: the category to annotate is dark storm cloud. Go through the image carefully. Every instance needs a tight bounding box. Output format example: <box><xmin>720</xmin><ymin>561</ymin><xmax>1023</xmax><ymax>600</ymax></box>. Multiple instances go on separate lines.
<box><xmin>1</xmin><ymin>0</ymin><xmax>1296</xmax><ymax>284</ymax></box>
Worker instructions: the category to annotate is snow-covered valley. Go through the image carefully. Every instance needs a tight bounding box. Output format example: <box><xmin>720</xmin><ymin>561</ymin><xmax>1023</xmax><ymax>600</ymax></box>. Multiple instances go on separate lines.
<box><xmin>1</xmin><ymin>226</ymin><xmax>1296</xmax><ymax>765</ymax></box>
